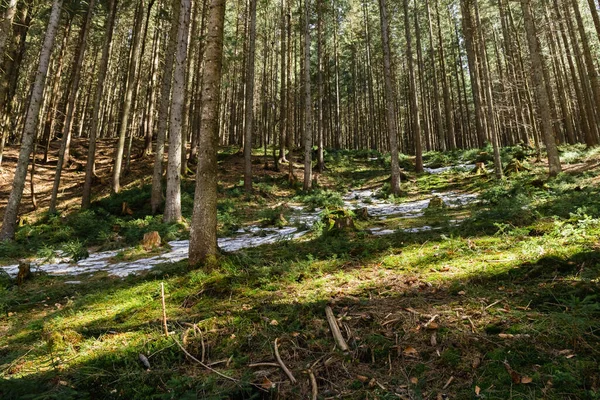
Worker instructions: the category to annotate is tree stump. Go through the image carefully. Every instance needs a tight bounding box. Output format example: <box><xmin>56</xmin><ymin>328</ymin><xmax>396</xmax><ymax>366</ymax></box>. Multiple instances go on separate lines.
<box><xmin>142</xmin><ymin>231</ymin><xmax>161</xmax><ymax>250</ymax></box>
<box><xmin>428</xmin><ymin>196</ymin><xmax>446</xmax><ymax>209</ymax></box>
<box><xmin>17</xmin><ymin>261</ymin><xmax>31</xmax><ymax>286</ymax></box>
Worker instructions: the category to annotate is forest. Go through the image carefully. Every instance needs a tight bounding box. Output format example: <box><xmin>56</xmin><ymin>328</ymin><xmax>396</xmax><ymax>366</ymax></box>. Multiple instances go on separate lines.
<box><xmin>1</xmin><ymin>0</ymin><xmax>600</xmax><ymax>398</ymax></box>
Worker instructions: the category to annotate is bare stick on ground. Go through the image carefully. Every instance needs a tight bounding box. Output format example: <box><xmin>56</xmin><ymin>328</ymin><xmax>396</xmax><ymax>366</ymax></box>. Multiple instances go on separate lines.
<box><xmin>161</xmin><ymin>283</ymin><xmax>168</xmax><ymax>337</ymax></box>
<box><xmin>325</xmin><ymin>306</ymin><xmax>349</xmax><ymax>351</ymax></box>
<box><xmin>274</xmin><ymin>338</ymin><xmax>297</xmax><ymax>383</ymax></box>
<box><xmin>308</xmin><ymin>368</ymin><xmax>318</xmax><ymax>400</ymax></box>
<box><xmin>173</xmin><ymin>336</ymin><xmax>239</xmax><ymax>383</ymax></box>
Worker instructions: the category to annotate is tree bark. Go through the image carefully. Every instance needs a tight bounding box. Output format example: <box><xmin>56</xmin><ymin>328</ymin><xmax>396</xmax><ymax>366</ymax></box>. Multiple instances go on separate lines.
<box><xmin>521</xmin><ymin>0</ymin><xmax>561</xmax><ymax>176</ymax></box>
<box><xmin>49</xmin><ymin>0</ymin><xmax>95</xmax><ymax>213</ymax></box>
<box><xmin>82</xmin><ymin>0</ymin><xmax>118</xmax><ymax>208</ymax></box>
<box><xmin>302</xmin><ymin>0</ymin><xmax>312</xmax><ymax>191</ymax></box>
<box><xmin>189</xmin><ymin>0</ymin><xmax>226</xmax><ymax>267</ymax></box>
<box><xmin>378</xmin><ymin>0</ymin><xmax>401</xmax><ymax>195</ymax></box>
<box><xmin>0</xmin><ymin>0</ymin><xmax>18</xmax><ymax>68</ymax></box>
<box><xmin>0</xmin><ymin>0</ymin><xmax>63</xmax><ymax>240</ymax></box>
<box><xmin>404</xmin><ymin>0</ymin><xmax>424</xmax><ymax>173</ymax></box>
<box><xmin>151</xmin><ymin>0</ymin><xmax>181</xmax><ymax>214</ymax></box>
<box><xmin>111</xmin><ymin>0</ymin><xmax>146</xmax><ymax>193</ymax></box>
<box><xmin>243</xmin><ymin>0</ymin><xmax>257</xmax><ymax>193</ymax></box>
<box><xmin>164</xmin><ymin>0</ymin><xmax>192</xmax><ymax>223</ymax></box>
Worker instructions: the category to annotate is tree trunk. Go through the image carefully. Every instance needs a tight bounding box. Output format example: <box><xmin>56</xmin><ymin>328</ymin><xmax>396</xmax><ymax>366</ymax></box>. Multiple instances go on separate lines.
<box><xmin>49</xmin><ymin>0</ymin><xmax>95</xmax><ymax>214</ymax></box>
<box><xmin>82</xmin><ymin>0</ymin><xmax>118</xmax><ymax>208</ymax></box>
<box><xmin>243</xmin><ymin>0</ymin><xmax>257</xmax><ymax>193</ymax></box>
<box><xmin>164</xmin><ymin>0</ymin><xmax>192</xmax><ymax>223</ymax></box>
<box><xmin>521</xmin><ymin>0</ymin><xmax>561</xmax><ymax>176</ymax></box>
<box><xmin>0</xmin><ymin>0</ymin><xmax>63</xmax><ymax>240</ymax></box>
<box><xmin>278</xmin><ymin>0</ymin><xmax>287</xmax><ymax>166</ymax></box>
<box><xmin>378</xmin><ymin>0</ymin><xmax>401</xmax><ymax>195</ymax></box>
<box><xmin>302</xmin><ymin>0</ymin><xmax>312</xmax><ymax>191</ymax></box>
<box><xmin>316</xmin><ymin>0</ymin><xmax>324</xmax><ymax>172</ymax></box>
<box><xmin>189</xmin><ymin>0</ymin><xmax>226</xmax><ymax>267</ymax></box>
<box><xmin>405</xmin><ymin>0</ymin><xmax>423</xmax><ymax>173</ymax></box>
<box><xmin>111</xmin><ymin>0</ymin><xmax>145</xmax><ymax>193</ymax></box>
<box><xmin>151</xmin><ymin>0</ymin><xmax>181</xmax><ymax>214</ymax></box>
<box><xmin>0</xmin><ymin>0</ymin><xmax>18</xmax><ymax>67</ymax></box>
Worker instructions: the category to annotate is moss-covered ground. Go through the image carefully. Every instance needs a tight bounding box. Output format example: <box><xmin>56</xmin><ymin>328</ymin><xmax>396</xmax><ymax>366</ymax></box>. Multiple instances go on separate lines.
<box><xmin>1</xmin><ymin>144</ymin><xmax>599</xmax><ymax>399</ymax></box>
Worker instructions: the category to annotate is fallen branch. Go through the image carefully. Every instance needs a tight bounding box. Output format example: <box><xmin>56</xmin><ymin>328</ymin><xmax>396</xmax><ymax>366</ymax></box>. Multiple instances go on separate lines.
<box><xmin>248</xmin><ymin>362</ymin><xmax>280</xmax><ymax>368</ymax></box>
<box><xmin>325</xmin><ymin>306</ymin><xmax>349</xmax><ymax>351</ymax></box>
<box><xmin>484</xmin><ymin>299</ymin><xmax>504</xmax><ymax>310</ymax></box>
<box><xmin>308</xmin><ymin>369</ymin><xmax>318</xmax><ymax>400</ymax></box>
<box><xmin>161</xmin><ymin>283</ymin><xmax>168</xmax><ymax>337</ymax></box>
<box><xmin>173</xmin><ymin>336</ymin><xmax>239</xmax><ymax>383</ymax></box>
<box><xmin>274</xmin><ymin>338</ymin><xmax>297</xmax><ymax>384</ymax></box>
<box><xmin>443</xmin><ymin>376</ymin><xmax>454</xmax><ymax>389</ymax></box>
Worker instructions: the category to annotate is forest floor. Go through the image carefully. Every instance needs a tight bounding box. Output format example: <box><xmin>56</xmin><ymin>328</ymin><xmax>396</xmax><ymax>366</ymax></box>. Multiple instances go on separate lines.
<box><xmin>1</xmin><ymin>141</ymin><xmax>600</xmax><ymax>399</ymax></box>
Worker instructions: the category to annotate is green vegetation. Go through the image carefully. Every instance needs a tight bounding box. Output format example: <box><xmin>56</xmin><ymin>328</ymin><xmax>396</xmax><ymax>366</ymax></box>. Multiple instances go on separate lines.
<box><xmin>1</xmin><ymin>146</ymin><xmax>599</xmax><ymax>399</ymax></box>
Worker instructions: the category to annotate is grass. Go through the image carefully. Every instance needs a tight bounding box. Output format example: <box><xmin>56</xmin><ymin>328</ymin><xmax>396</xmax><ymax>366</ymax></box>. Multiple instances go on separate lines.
<box><xmin>1</xmin><ymin>145</ymin><xmax>599</xmax><ymax>399</ymax></box>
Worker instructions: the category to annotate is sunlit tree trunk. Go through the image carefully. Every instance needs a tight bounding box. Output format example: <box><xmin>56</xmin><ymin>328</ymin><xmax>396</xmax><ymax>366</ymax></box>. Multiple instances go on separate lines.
<box><xmin>302</xmin><ymin>0</ymin><xmax>312</xmax><ymax>191</ymax></box>
<box><xmin>405</xmin><ymin>0</ymin><xmax>423</xmax><ymax>173</ymax></box>
<box><xmin>164</xmin><ymin>0</ymin><xmax>191</xmax><ymax>222</ymax></box>
<box><xmin>189</xmin><ymin>0</ymin><xmax>226</xmax><ymax>267</ymax></box>
<box><xmin>82</xmin><ymin>0</ymin><xmax>118</xmax><ymax>208</ymax></box>
<box><xmin>151</xmin><ymin>0</ymin><xmax>181</xmax><ymax>214</ymax></box>
<box><xmin>243</xmin><ymin>0</ymin><xmax>257</xmax><ymax>193</ymax></box>
<box><xmin>521</xmin><ymin>0</ymin><xmax>561</xmax><ymax>176</ymax></box>
<box><xmin>0</xmin><ymin>0</ymin><xmax>63</xmax><ymax>240</ymax></box>
<box><xmin>49</xmin><ymin>0</ymin><xmax>95</xmax><ymax>213</ymax></box>
<box><xmin>112</xmin><ymin>0</ymin><xmax>145</xmax><ymax>193</ymax></box>
<box><xmin>378</xmin><ymin>0</ymin><xmax>401</xmax><ymax>195</ymax></box>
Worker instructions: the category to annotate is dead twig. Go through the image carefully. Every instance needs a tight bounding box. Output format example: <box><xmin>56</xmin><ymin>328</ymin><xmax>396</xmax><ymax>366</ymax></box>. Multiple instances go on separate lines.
<box><xmin>173</xmin><ymin>336</ymin><xmax>239</xmax><ymax>384</ymax></box>
<box><xmin>443</xmin><ymin>376</ymin><xmax>454</xmax><ymax>389</ymax></box>
<box><xmin>248</xmin><ymin>362</ymin><xmax>280</xmax><ymax>368</ymax></box>
<box><xmin>484</xmin><ymin>299</ymin><xmax>504</xmax><ymax>310</ymax></box>
<box><xmin>274</xmin><ymin>338</ymin><xmax>297</xmax><ymax>384</ymax></box>
<box><xmin>161</xmin><ymin>283</ymin><xmax>168</xmax><ymax>337</ymax></box>
<box><xmin>308</xmin><ymin>369</ymin><xmax>318</xmax><ymax>400</ymax></box>
<box><xmin>325</xmin><ymin>306</ymin><xmax>349</xmax><ymax>351</ymax></box>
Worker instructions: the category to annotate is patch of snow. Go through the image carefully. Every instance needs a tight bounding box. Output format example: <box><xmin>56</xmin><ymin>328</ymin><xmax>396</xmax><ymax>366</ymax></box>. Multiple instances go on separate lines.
<box><xmin>423</xmin><ymin>164</ymin><xmax>476</xmax><ymax>174</ymax></box>
<box><xmin>0</xmin><ymin>186</ymin><xmax>478</xmax><ymax>279</ymax></box>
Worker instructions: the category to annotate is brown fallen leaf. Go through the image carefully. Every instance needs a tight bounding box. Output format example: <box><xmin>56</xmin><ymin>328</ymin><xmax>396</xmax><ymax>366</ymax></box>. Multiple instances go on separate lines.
<box><xmin>475</xmin><ymin>385</ymin><xmax>481</xmax><ymax>395</ymax></box>
<box><xmin>356</xmin><ymin>375</ymin><xmax>369</xmax><ymax>383</ymax></box>
<box><xmin>410</xmin><ymin>377</ymin><xmax>418</xmax><ymax>384</ymax></box>
<box><xmin>426</xmin><ymin>322</ymin><xmax>440</xmax><ymax>330</ymax></box>
<box><xmin>269</xmin><ymin>319</ymin><xmax>279</xmax><ymax>326</ymax></box>
<box><xmin>521</xmin><ymin>376</ymin><xmax>533</xmax><ymax>384</ymax></box>
<box><xmin>260</xmin><ymin>376</ymin><xmax>275</xmax><ymax>390</ymax></box>
<box><xmin>504</xmin><ymin>362</ymin><xmax>521</xmax><ymax>384</ymax></box>
<box><xmin>403</xmin><ymin>347</ymin><xmax>419</xmax><ymax>356</ymax></box>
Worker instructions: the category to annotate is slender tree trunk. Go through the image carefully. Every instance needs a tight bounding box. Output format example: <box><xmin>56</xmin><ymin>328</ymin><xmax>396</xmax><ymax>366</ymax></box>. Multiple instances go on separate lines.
<box><xmin>302</xmin><ymin>0</ymin><xmax>312</xmax><ymax>191</ymax></box>
<box><xmin>151</xmin><ymin>0</ymin><xmax>181</xmax><ymax>214</ymax></box>
<box><xmin>111</xmin><ymin>0</ymin><xmax>145</xmax><ymax>193</ymax></box>
<box><xmin>164</xmin><ymin>0</ymin><xmax>191</xmax><ymax>222</ymax></box>
<box><xmin>586</xmin><ymin>0</ymin><xmax>600</xmax><ymax>43</ymax></box>
<box><xmin>405</xmin><ymin>0</ymin><xmax>423</xmax><ymax>173</ymax></box>
<box><xmin>0</xmin><ymin>0</ymin><xmax>18</xmax><ymax>67</ymax></box>
<box><xmin>378</xmin><ymin>0</ymin><xmax>401</xmax><ymax>195</ymax></box>
<box><xmin>189</xmin><ymin>0</ymin><xmax>226</xmax><ymax>267</ymax></box>
<box><xmin>243</xmin><ymin>0</ymin><xmax>257</xmax><ymax>193</ymax></box>
<box><xmin>82</xmin><ymin>0</ymin><xmax>118</xmax><ymax>208</ymax></box>
<box><xmin>0</xmin><ymin>0</ymin><xmax>63</xmax><ymax>240</ymax></box>
<box><xmin>521</xmin><ymin>0</ymin><xmax>561</xmax><ymax>176</ymax></box>
<box><xmin>278</xmin><ymin>0</ymin><xmax>287</xmax><ymax>166</ymax></box>
<box><xmin>49</xmin><ymin>0</ymin><xmax>95</xmax><ymax>213</ymax></box>
<box><xmin>316</xmin><ymin>0</ymin><xmax>324</xmax><ymax>172</ymax></box>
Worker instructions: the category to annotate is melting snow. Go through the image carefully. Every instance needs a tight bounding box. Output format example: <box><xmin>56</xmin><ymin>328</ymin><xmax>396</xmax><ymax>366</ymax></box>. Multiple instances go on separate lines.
<box><xmin>423</xmin><ymin>164</ymin><xmax>476</xmax><ymax>174</ymax></box>
<box><xmin>0</xmin><ymin>188</ymin><xmax>477</xmax><ymax>278</ymax></box>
